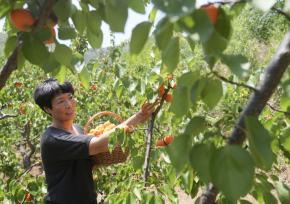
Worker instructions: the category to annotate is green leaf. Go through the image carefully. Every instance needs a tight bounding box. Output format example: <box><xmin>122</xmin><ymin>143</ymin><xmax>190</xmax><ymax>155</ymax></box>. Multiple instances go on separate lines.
<box><xmin>186</xmin><ymin>37</ymin><xmax>195</xmax><ymax>51</ymax></box>
<box><xmin>154</xmin><ymin>17</ymin><xmax>173</xmax><ymax>50</ymax></box>
<box><xmin>170</xmin><ymin>86</ymin><xmax>189</xmax><ymax>117</ymax></box>
<box><xmin>211</xmin><ymin>146</ymin><xmax>255</xmax><ymax>202</ymax></box>
<box><xmin>275</xmin><ymin>181</ymin><xmax>290</xmax><ymax>204</ymax></box>
<box><xmin>281</xmin><ymin>96</ymin><xmax>290</xmax><ymax>111</ymax></box>
<box><xmin>221</xmin><ymin>54</ymin><xmax>250</xmax><ymax>79</ymax></box>
<box><xmin>240</xmin><ymin>200</ymin><xmax>252</xmax><ymax>204</ymax></box>
<box><xmin>166</xmin><ymin>134</ymin><xmax>191</xmax><ymax>173</ymax></box>
<box><xmin>152</xmin><ymin>0</ymin><xmax>196</xmax><ymax>17</ymax></box>
<box><xmin>22</xmin><ymin>35</ymin><xmax>49</xmax><ymax>65</ymax></box>
<box><xmin>87</xmin><ymin>10</ymin><xmax>102</xmax><ymax>34</ymax></box>
<box><xmin>33</xmin><ymin>27</ymin><xmax>51</xmax><ymax>41</ymax></box>
<box><xmin>162</xmin><ymin>37</ymin><xmax>180</xmax><ymax>73</ymax></box>
<box><xmin>78</xmin><ymin>66</ymin><xmax>90</xmax><ymax>89</ymax></box>
<box><xmin>114</xmin><ymin>64</ymin><xmax>125</xmax><ymax>78</ymax></box>
<box><xmin>54</xmin><ymin>44</ymin><xmax>73</xmax><ymax>66</ymax></box>
<box><xmin>245</xmin><ymin>116</ymin><xmax>275</xmax><ymax>170</ymax></box>
<box><xmin>251</xmin><ymin>0</ymin><xmax>276</xmax><ymax>12</ymax></box>
<box><xmin>132</xmin><ymin>156</ymin><xmax>143</xmax><ymax>170</ymax></box>
<box><xmin>263</xmin><ymin>192</ymin><xmax>277</xmax><ymax>204</ymax></box>
<box><xmin>0</xmin><ymin>3</ymin><xmax>12</xmax><ymax>18</ymax></box>
<box><xmin>53</xmin><ymin>0</ymin><xmax>72</xmax><ymax>21</ymax></box>
<box><xmin>42</xmin><ymin>53</ymin><xmax>60</xmax><ymax>73</ymax></box>
<box><xmin>128</xmin><ymin>0</ymin><xmax>145</xmax><ymax>14</ymax></box>
<box><xmin>4</xmin><ymin>35</ymin><xmax>17</xmax><ymax>57</ymax></box>
<box><xmin>203</xmin><ymin>30</ymin><xmax>228</xmax><ymax>56</ymax></box>
<box><xmin>214</xmin><ymin>7</ymin><xmax>232</xmax><ymax>41</ymax></box>
<box><xmin>130</xmin><ymin>21</ymin><xmax>152</xmax><ymax>54</ymax></box>
<box><xmin>105</xmin><ymin>0</ymin><xmax>128</xmax><ymax>32</ymax></box>
<box><xmin>54</xmin><ymin>65</ymin><xmax>66</xmax><ymax>83</ymax></box>
<box><xmin>191</xmin><ymin>78</ymin><xmax>206</xmax><ymax>105</ymax></box>
<box><xmin>87</xmin><ymin>30</ymin><xmax>103</xmax><ymax>48</ymax></box>
<box><xmin>58</xmin><ymin>26</ymin><xmax>76</xmax><ymax>40</ymax></box>
<box><xmin>185</xmin><ymin>116</ymin><xmax>206</xmax><ymax>136</ymax></box>
<box><xmin>282</xmin><ymin>127</ymin><xmax>290</xmax><ymax>151</ymax></box>
<box><xmin>149</xmin><ymin>7</ymin><xmax>157</xmax><ymax>22</ymax></box>
<box><xmin>189</xmin><ymin>143</ymin><xmax>214</xmax><ymax>183</ymax></box>
<box><xmin>201</xmin><ymin>78</ymin><xmax>223</xmax><ymax>109</ymax></box>
<box><xmin>180</xmin><ymin>171</ymin><xmax>194</xmax><ymax>195</ymax></box>
<box><xmin>72</xmin><ymin>10</ymin><xmax>86</xmax><ymax>34</ymax></box>
<box><xmin>178</xmin><ymin>9</ymin><xmax>214</xmax><ymax>43</ymax></box>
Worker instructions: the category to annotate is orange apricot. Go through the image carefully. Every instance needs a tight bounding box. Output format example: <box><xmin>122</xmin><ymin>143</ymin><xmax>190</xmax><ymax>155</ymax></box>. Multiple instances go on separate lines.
<box><xmin>201</xmin><ymin>4</ymin><xmax>218</xmax><ymax>25</ymax></box>
<box><xmin>165</xmin><ymin>94</ymin><xmax>172</xmax><ymax>103</ymax></box>
<box><xmin>25</xmin><ymin>192</ymin><xmax>32</xmax><ymax>201</ymax></box>
<box><xmin>14</xmin><ymin>81</ymin><xmax>22</xmax><ymax>88</ymax></box>
<box><xmin>156</xmin><ymin>135</ymin><xmax>174</xmax><ymax>147</ymax></box>
<box><xmin>10</xmin><ymin>9</ymin><xmax>35</xmax><ymax>32</ymax></box>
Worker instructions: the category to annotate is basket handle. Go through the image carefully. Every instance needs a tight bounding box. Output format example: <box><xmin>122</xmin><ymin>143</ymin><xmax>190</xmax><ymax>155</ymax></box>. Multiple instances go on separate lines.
<box><xmin>84</xmin><ymin>111</ymin><xmax>123</xmax><ymax>134</ymax></box>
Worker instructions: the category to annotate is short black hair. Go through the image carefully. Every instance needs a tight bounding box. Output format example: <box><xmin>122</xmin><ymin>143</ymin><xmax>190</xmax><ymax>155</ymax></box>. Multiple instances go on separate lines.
<box><xmin>34</xmin><ymin>78</ymin><xmax>74</xmax><ymax>113</ymax></box>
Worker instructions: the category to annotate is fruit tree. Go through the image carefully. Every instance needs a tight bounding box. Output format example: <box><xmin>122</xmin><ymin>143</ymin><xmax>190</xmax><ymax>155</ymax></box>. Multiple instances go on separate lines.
<box><xmin>0</xmin><ymin>0</ymin><xmax>290</xmax><ymax>203</ymax></box>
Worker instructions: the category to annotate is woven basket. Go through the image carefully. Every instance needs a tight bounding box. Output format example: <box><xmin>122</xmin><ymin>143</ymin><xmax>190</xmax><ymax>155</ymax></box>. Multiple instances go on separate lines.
<box><xmin>84</xmin><ymin>111</ymin><xmax>129</xmax><ymax>168</ymax></box>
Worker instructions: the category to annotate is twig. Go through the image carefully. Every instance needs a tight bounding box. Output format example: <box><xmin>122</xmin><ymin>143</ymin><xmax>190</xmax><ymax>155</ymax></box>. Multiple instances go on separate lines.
<box><xmin>143</xmin><ymin>85</ymin><xmax>171</xmax><ymax>185</ymax></box>
<box><xmin>16</xmin><ymin>161</ymin><xmax>42</xmax><ymax>181</ymax></box>
<box><xmin>212</xmin><ymin>71</ymin><xmax>258</xmax><ymax>92</ymax></box>
<box><xmin>272</xmin><ymin>7</ymin><xmax>290</xmax><ymax>21</ymax></box>
<box><xmin>207</xmin><ymin>0</ymin><xmax>245</xmax><ymax>6</ymax></box>
<box><xmin>267</xmin><ymin>103</ymin><xmax>290</xmax><ymax>116</ymax></box>
<box><xmin>0</xmin><ymin>113</ymin><xmax>17</xmax><ymax>120</ymax></box>
<box><xmin>20</xmin><ymin>122</ymin><xmax>36</xmax><ymax>170</ymax></box>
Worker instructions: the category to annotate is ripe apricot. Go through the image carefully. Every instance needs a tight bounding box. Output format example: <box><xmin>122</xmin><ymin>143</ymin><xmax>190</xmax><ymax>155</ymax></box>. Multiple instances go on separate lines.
<box><xmin>25</xmin><ymin>192</ymin><xmax>32</xmax><ymax>201</ymax></box>
<box><xmin>14</xmin><ymin>81</ymin><xmax>22</xmax><ymax>88</ymax></box>
<box><xmin>10</xmin><ymin>9</ymin><xmax>35</xmax><ymax>32</ymax></box>
<box><xmin>156</xmin><ymin>135</ymin><xmax>174</xmax><ymax>147</ymax></box>
<box><xmin>44</xmin><ymin>27</ymin><xmax>56</xmax><ymax>44</ymax></box>
<box><xmin>165</xmin><ymin>94</ymin><xmax>172</xmax><ymax>103</ymax></box>
<box><xmin>158</xmin><ymin>84</ymin><xmax>165</xmax><ymax>96</ymax></box>
<box><xmin>90</xmin><ymin>84</ymin><xmax>97</xmax><ymax>90</ymax></box>
<box><xmin>164</xmin><ymin>135</ymin><xmax>174</xmax><ymax>144</ymax></box>
<box><xmin>201</xmin><ymin>4</ymin><xmax>218</xmax><ymax>25</ymax></box>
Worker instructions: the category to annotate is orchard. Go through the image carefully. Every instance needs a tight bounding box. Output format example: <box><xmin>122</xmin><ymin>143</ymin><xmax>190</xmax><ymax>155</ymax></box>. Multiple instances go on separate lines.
<box><xmin>0</xmin><ymin>0</ymin><xmax>290</xmax><ymax>203</ymax></box>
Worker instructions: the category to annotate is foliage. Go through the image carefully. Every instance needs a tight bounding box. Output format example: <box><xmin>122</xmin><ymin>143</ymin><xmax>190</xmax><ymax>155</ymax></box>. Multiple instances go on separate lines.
<box><xmin>0</xmin><ymin>0</ymin><xmax>290</xmax><ymax>203</ymax></box>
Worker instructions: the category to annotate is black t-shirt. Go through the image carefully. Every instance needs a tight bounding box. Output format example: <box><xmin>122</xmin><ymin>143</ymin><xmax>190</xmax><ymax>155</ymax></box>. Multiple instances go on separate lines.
<box><xmin>41</xmin><ymin>125</ymin><xmax>96</xmax><ymax>204</ymax></box>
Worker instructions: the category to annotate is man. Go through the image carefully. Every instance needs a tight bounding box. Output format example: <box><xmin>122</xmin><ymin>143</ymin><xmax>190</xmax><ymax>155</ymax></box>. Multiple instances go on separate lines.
<box><xmin>34</xmin><ymin>78</ymin><xmax>157</xmax><ymax>204</ymax></box>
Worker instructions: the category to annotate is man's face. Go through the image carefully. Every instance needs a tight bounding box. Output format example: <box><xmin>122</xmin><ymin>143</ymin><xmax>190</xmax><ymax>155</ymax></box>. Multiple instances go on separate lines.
<box><xmin>46</xmin><ymin>92</ymin><xmax>77</xmax><ymax>122</ymax></box>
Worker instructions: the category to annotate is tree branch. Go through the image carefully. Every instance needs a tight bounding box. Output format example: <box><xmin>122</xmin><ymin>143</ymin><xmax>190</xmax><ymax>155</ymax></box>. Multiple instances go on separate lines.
<box><xmin>143</xmin><ymin>86</ymin><xmax>170</xmax><ymax>185</ymax></box>
<box><xmin>0</xmin><ymin>113</ymin><xmax>17</xmax><ymax>120</ymax></box>
<box><xmin>212</xmin><ymin>71</ymin><xmax>258</xmax><ymax>92</ymax></box>
<box><xmin>19</xmin><ymin>122</ymin><xmax>36</xmax><ymax>170</ymax></box>
<box><xmin>0</xmin><ymin>0</ymin><xmax>56</xmax><ymax>90</ymax></box>
<box><xmin>267</xmin><ymin>103</ymin><xmax>290</xmax><ymax>116</ymax></box>
<box><xmin>199</xmin><ymin>29</ymin><xmax>290</xmax><ymax>204</ymax></box>
<box><xmin>272</xmin><ymin>7</ymin><xmax>290</xmax><ymax>21</ymax></box>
